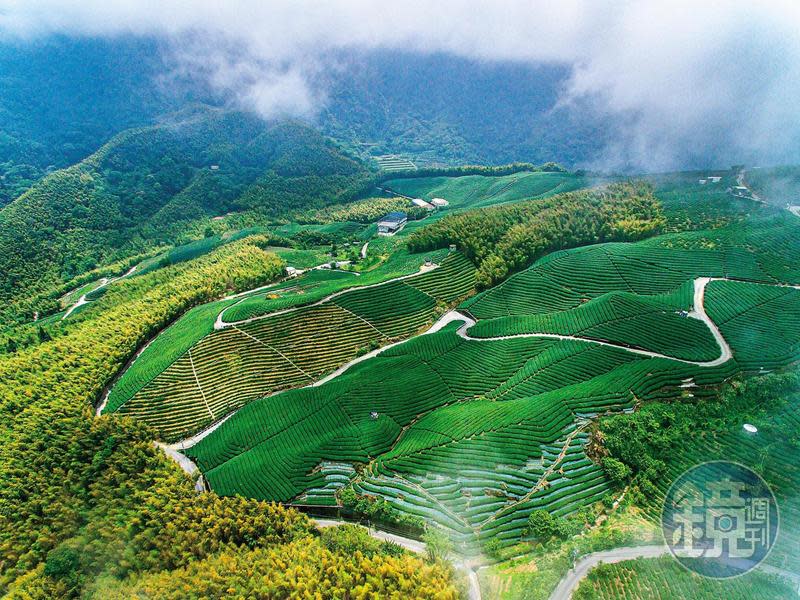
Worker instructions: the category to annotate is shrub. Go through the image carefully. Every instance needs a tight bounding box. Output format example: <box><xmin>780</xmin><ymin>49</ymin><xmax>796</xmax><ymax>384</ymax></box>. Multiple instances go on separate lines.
<box><xmin>602</xmin><ymin>457</ymin><xmax>631</xmax><ymax>485</ymax></box>
<box><xmin>43</xmin><ymin>546</ymin><xmax>80</xmax><ymax>580</ymax></box>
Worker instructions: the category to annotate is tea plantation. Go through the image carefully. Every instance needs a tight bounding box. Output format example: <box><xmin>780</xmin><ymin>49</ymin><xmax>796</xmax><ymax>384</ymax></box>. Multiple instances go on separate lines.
<box><xmin>383</xmin><ymin>170</ymin><xmax>589</xmax><ymax>212</ymax></box>
<box><xmin>105</xmin><ymin>251</ymin><xmax>475</xmax><ymax>440</ymax></box>
<box><xmin>185</xmin><ymin>211</ymin><xmax>800</xmax><ymax>551</ymax></box>
<box><xmin>574</xmin><ymin>557</ymin><xmax>797</xmax><ymax>600</ymax></box>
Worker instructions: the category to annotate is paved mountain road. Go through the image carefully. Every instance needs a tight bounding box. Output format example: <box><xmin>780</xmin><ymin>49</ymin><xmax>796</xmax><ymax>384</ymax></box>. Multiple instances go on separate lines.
<box><xmin>549</xmin><ymin>545</ymin><xmax>669</xmax><ymax>600</ymax></box>
<box><xmin>452</xmin><ymin>276</ymin><xmax>737</xmax><ymax>368</ymax></box>
<box><xmin>62</xmin><ymin>265</ymin><xmax>136</xmax><ymax>320</ymax></box>
<box><xmin>164</xmin><ymin>275</ymin><xmax>800</xmax><ymax>469</ymax></box>
<box><xmin>148</xmin><ymin>273</ymin><xmax>800</xmax><ymax>600</ymax></box>
<box><xmin>547</xmin><ymin>544</ymin><xmax>800</xmax><ymax>600</ymax></box>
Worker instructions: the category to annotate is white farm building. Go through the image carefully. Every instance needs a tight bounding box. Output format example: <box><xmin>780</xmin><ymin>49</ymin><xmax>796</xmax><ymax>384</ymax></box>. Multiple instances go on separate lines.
<box><xmin>431</xmin><ymin>198</ymin><xmax>449</xmax><ymax>207</ymax></box>
<box><xmin>377</xmin><ymin>211</ymin><xmax>408</xmax><ymax>235</ymax></box>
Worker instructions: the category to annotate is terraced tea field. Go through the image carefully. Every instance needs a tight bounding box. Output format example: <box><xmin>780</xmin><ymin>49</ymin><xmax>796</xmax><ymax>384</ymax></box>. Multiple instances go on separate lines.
<box><xmin>574</xmin><ymin>557</ymin><xmax>797</xmax><ymax>600</ymax></box>
<box><xmin>220</xmin><ymin>269</ymin><xmax>360</xmax><ymax>322</ymax></box>
<box><xmin>374</xmin><ymin>155</ymin><xmax>416</xmax><ymax>172</ymax></box>
<box><xmin>183</xmin><ymin>212</ymin><xmax>800</xmax><ymax>551</ymax></box>
<box><xmin>104</xmin><ymin>251</ymin><xmax>475</xmax><ymax>440</ymax></box>
<box><xmin>705</xmin><ymin>279</ymin><xmax>800</xmax><ymax>370</ymax></box>
<box><xmin>384</xmin><ymin>171</ymin><xmax>589</xmax><ymax>213</ymax></box>
<box><xmin>624</xmin><ymin>375</ymin><xmax>800</xmax><ymax>575</ymax></box>
<box><xmin>220</xmin><ymin>245</ymin><xmax>453</xmax><ymax>323</ymax></box>
<box><xmin>467</xmin><ymin>283</ymin><xmax>721</xmax><ymax>362</ymax></box>
<box><xmin>105</xmin><ymin>242</ymin><xmax>450</xmax><ymax>422</ymax></box>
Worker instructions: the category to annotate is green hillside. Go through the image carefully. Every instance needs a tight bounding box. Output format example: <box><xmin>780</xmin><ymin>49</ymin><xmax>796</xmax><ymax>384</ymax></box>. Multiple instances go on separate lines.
<box><xmin>5</xmin><ymin>161</ymin><xmax>800</xmax><ymax>598</ymax></box>
<box><xmin>181</xmin><ymin>206</ymin><xmax>800</xmax><ymax>553</ymax></box>
<box><xmin>383</xmin><ymin>170</ymin><xmax>589</xmax><ymax>211</ymax></box>
<box><xmin>0</xmin><ymin>38</ymin><xmax>203</xmax><ymax>207</ymax></box>
<box><xmin>575</xmin><ymin>557</ymin><xmax>797</xmax><ymax>600</ymax></box>
<box><xmin>0</xmin><ymin>110</ymin><xmax>371</xmax><ymax>323</ymax></box>
<box><xmin>467</xmin><ymin>283</ymin><xmax>720</xmax><ymax>362</ymax></box>
<box><xmin>407</xmin><ymin>182</ymin><xmax>665</xmax><ymax>287</ymax></box>
<box><xmin>645</xmin><ymin>169</ymin><xmax>757</xmax><ymax>230</ymax></box>
<box><xmin>105</xmin><ymin>251</ymin><xmax>476</xmax><ymax>440</ymax></box>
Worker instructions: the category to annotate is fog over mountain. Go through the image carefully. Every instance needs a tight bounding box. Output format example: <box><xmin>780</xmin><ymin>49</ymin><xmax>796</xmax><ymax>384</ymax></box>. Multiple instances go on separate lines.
<box><xmin>1</xmin><ymin>0</ymin><xmax>799</xmax><ymax>170</ymax></box>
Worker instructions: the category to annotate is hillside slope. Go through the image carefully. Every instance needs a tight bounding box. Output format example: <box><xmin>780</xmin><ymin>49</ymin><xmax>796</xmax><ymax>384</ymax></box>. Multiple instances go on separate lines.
<box><xmin>0</xmin><ymin>37</ymin><xmax>209</xmax><ymax>206</ymax></box>
<box><xmin>0</xmin><ymin>109</ymin><xmax>371</xmax><ymax>321</ymax></box>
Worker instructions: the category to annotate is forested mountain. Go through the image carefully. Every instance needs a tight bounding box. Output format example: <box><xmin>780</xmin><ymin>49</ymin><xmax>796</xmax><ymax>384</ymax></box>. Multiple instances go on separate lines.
<box><xmin>319</xmin><ymin>50</ymin><xmax>612</xmax><ymax>167</ymax></box>
<box><xmin>0</xmin><ymin>38</ymin><xmax>609</xmax><ymax>204</ymax></box>
<box><xmin>0</xmin><ymin>37</ymin><xmax>212</xmax><ymax>206</ymax></box>
<box><xmin>0</xmin><ymin>108</ymin><xmax>371</xmax><ymax>321</ymax></box>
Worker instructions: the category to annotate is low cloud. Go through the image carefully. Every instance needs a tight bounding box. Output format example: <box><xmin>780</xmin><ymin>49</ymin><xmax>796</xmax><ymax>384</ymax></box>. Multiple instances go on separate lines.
<box><xmin>1</xmin><ymin>0</ymin><xmax>799</xmax><ymax>169</ymax></box>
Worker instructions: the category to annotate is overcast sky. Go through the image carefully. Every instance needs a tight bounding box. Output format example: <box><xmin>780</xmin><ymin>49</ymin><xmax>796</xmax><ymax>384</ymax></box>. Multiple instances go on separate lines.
<box><xmin>1</xmin><ymin>0</ymin><xmax>799</xmax><ymax>169</ymax></box>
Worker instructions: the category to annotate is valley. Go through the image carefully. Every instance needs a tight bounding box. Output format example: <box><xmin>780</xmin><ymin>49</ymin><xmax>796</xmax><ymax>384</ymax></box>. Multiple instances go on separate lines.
<box><xmin>2</xmin><ymin>11</ymin><xmax>799</xmax><ymax>599</ymax></box>
<box><xmin>80</xmin><ymin>164</ymin><xmax>800</xmax><ymax>598</ymax></box>
<box><xmin>3</xmin><ymin>142</ymin><xmax>800</xmax><ymax>599</ymax></box>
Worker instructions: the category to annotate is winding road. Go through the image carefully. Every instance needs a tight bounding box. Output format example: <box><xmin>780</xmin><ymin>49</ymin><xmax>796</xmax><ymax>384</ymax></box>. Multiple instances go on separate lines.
<box><xmin>62</xmin><ymin>265</ymin><xmax>137</xmax><ymax>320</ymax></box>
<box><xmin>549</xmin><ymin>545</ymin><xmax>669</xmax><ymax>600</ymax></box>
<box><xmin>547</xmin><ymin>544</ymin><xmax>800</xmax><ymax>600</ymax></box>
<box><xmin>453</xmin><ymin>277</ymin><xmax>734</xmax><ymax>367</ymax></box>
<box><xmin>147</xmin><ymin>270</ymin><xmax>800</xmax><ymax>600</ymax></box>
<box><xmin>214</xmin><ymin>262</ymin><xmax>437</xmax><ymax>330</ymax></box>
<box><xmin>163</xmin><ymin>275</ymin><xmax>800</xmax><ymax>465</ymax></box>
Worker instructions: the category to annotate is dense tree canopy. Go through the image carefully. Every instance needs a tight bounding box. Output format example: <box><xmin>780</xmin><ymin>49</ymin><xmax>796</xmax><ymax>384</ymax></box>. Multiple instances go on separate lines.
<box><xmin>0</xmin><ymin>111</ymin><xmax>372</xmax><ymax>324</ymax></box>
<box><xmin>407</xmin><ymin>182</ymin><xmax>665</xmax><ymax>287</ymax></box>
<box><xmin>93</xmin><ymin>537</ymin><xmax>457</xmax><ymax>600</ymax></box>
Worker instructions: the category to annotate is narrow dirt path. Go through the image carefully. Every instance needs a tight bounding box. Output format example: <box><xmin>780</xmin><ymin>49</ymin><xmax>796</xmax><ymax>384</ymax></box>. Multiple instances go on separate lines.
<box><xmin>231</xmin><ymin>325</ymin><xmax>314</xmax><ymax>379</ymax></box>
<box><xmin>62</xmin><ymin>294</ymin><xmax>91</xmax><ymax>320</ymax></box>
<box><xmin>478</xmin><ymin>424</ymin><xmax>589</xmax><ymax>531</ymax></box>
<box><xmin>166</xmin><ymin>306</ymin><xmax>454</xmax><ymax>452</ymax></box>
<box><xmin>187</xmin><ymin>348</ymin><xmax>214</xmax><ymax>419</ymax></box>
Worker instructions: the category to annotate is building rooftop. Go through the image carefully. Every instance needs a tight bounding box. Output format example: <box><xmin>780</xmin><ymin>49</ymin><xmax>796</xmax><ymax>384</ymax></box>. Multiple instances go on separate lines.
<box><xmin>379</xmin><ymin>211</ymin><xmax>407</xmax><ymax>224</ymax></box>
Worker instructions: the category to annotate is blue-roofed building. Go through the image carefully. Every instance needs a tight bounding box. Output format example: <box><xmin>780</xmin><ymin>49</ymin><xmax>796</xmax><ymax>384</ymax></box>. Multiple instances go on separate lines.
<box><xmin>377</xmin><ymin>211</ymin><xmax>407</xmax><ymax>235</ymax></box>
